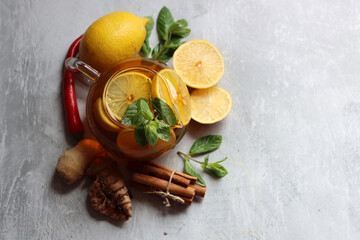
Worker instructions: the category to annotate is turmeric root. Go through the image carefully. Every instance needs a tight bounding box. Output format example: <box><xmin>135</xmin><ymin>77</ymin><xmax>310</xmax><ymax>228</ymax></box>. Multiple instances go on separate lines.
<box><xmin>87</xmin><ymin>158</ymin><xmax>132</xmax><ymax>221</ymax></box>
<box><xmin>56</xmin><ymin>139</ymin><xmax>103</xmax><ymax>184</ymax></box>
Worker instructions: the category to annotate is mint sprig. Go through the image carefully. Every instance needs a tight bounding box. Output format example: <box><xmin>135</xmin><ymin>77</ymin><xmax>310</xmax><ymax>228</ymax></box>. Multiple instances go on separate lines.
<box><xmin>121</xmin><ymin>98</ymin><xmax>177</xmax><ymax>147</ymax></box>
<box><xmin>140</xmin><ymin>6</ymin><xmax>191</xmax><ymax>63</ymax></box>
<box><xmin>178</xmin><ymin>135</ymin><xmax>228</xmax><ymax>185</ymax></box>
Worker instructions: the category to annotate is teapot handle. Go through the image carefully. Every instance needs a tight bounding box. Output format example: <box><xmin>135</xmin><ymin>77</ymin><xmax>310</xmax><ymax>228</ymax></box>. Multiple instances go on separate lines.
<box><xmin>65</xmin><ymin>57</ymin><xmax>100</xmax><ymax>84</ymax></box>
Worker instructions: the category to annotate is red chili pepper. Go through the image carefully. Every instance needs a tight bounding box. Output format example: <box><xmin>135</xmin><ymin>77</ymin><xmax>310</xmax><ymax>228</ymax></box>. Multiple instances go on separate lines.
<box><xmin>63</xmin><ymin>35</ymin><xmax>84</xmax><ymax>141</ymax></box>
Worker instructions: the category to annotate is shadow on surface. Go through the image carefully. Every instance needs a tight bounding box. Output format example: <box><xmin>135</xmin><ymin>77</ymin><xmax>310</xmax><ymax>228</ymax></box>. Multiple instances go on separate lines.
<box><xmin>186</xmin><ymin>119</ymin><xmax>225</xmax><ymax>138</ymax></box>
<box><xmin>50</xmin><ymin>169</ymin><xmax>85</xmax><ymax>194</ymax></box>
<box><xmin>130</xmin><ymin>187</ymin><xmax>191</xmax><ymax>216</ymax></box>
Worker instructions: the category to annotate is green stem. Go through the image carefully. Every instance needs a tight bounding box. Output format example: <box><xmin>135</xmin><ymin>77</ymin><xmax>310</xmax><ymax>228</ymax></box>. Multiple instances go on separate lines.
<box><xmin>154</xmin><ymin>32</ymin><xmax>172</xmax><ymax>60</ymax></box>
<box><xmin>177</xmin><ymin>151</ymin><xmax>203</xmax><ymax>164</ymax></box>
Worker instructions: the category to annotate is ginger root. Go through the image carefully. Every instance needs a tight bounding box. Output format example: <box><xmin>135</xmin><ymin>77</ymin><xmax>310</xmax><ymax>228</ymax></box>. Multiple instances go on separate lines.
<box><xmin>87</xmin><ymin>158</ymin><xmax>132</xmax><ymax>221</ymax></box>
<box><xmin>56</xmin><ymin>139</ymin><xmax>103</xmax><ymax>184</ymax></box>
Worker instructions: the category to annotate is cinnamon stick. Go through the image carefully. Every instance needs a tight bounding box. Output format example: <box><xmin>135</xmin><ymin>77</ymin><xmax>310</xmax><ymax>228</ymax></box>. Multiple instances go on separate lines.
<box><xmin>147</xmin><ymin>161</ymin><xmax>207</xmax><ymax>197</ymax></box>
<box><xmin>131</xmin><ymin>182</ymin><xmax>193</xmax><ymax>205</ymax></box>
<box><xmin>128</xmin><ymin>162</ymin><xmax>191</xmax><ymax>187</ymax></box>
<box><xmin>191</xmin><ymin>183</ymin><xmax>206</xmax><ymax>198</ymax></box>
<box><xmin>148</xmin><ymin>161</ymin><xmax>198</xmax><ymax>184</ymax></box>
<box><xmin>132</xmin><ymin>172</ymin><xmax>195</xmax><ymax>199</ymax></box>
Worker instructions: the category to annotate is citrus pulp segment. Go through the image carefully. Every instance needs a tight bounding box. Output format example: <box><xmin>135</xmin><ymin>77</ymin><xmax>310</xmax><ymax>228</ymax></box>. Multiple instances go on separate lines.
<box><xmin>173</xmin><ymin>39</ymin><xmax>224</xmax><ymax>89</ymax></box>
<box><xmin>152</xmin><ymin>69</ymin><xmax>191</xmax><ymax>126</ymax></box>
<box><xmin>190</xmin><ymin>86</ymin><xmax>232</xmax><ymax>124</ymax></box>
<box><xmin>104</xmin><ymin>72</ymin><xmax>151</xmax><ymax>122</ymax></box>
<box><xmin>93</xmin><ymin>98</ymin><xmax>121</xmax><ymax>132</ymax></box>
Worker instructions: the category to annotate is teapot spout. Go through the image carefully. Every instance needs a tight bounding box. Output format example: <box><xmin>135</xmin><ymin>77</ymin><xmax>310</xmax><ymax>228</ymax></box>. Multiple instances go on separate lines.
<box><xmin>65</xmin><ymin>57</ymin><xmax>100</xmax><ymax>84</ymax></box>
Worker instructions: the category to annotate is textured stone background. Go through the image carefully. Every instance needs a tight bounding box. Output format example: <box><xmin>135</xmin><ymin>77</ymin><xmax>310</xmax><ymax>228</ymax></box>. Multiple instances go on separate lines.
<box><xmin>1</xmin><ymin>0</ymin><xmax>360</xmax><ymax>239</ymax></box>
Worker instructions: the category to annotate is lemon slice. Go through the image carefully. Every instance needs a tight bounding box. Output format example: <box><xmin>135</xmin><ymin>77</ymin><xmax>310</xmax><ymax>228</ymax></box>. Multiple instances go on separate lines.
<box><xmin>104</xmin><ymin>72</ymin><xmax>151</xmax><ymax>121</ymax></box>
<box><xmin>152</xmin><ymin>69</ymin><xmax>191</xmax><ymax>126</ymax></box>
<box><xmin>190</xmin><ymin>86</ymin><xmax>232</xmax><ymax>124</ymax></box>
<box><xmin>116</xmin><ymin>128</ymin><xmax>176</xmax><ymax>160</ymax></box>
<box><xmin>173</xmin><ymin>39</ymin><xmax>224</xmax><ymax>89</ymax></box>
<box><xmin>93</xmin><ymin>98</ymin><xmax>120</xmax><ymax>132</ymax></box>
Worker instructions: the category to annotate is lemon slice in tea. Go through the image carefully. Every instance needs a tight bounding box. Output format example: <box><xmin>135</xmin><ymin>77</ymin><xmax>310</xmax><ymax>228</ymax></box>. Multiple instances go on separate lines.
<box><xmin>173</xmin><ymin>39</ymin><xmax>224</xmax><ymax>89</ymax></box>
<box><xmin>103</xmin><ymin>72</ymin><xmax>151</xmax><ymax>121</ymax></box>
<box><xmin>190</xmin><ymin>86</ymin><xmax>232</xmax><ymax>124</ymax></box>
<box><xmin>152</xmin><ymin>69</ymin><xmax>191</xmax><ymax>126</ymax></box>
<box><xmin>93</xmin><ymin>97</ymin><xmax>120</xmax><ymax>132</ymax></box>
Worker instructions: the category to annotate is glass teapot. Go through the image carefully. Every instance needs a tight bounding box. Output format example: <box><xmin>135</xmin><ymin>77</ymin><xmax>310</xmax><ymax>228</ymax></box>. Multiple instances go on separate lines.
<box><xmin>65</xmin><ymin>57</ymin><xmax>191</xmax><ymax>161</ymax></box>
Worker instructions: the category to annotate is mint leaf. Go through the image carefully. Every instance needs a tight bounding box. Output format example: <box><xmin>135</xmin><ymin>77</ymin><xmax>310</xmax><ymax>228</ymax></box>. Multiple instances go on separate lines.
<box><xmin>134</xmin><ymin>123</ymin><xmax>148</xmax><ymax>147</ymax></box>
<box><xmin>167</xmin><ymin>37</ymin><xmax>182</xmax><ymax>50</ymax></box>
<box><xmin>215</xmin><ymin>158</ymin><xmax>227</xmax><ymax>164</ymax></box>
<box><xmin>145</xmin><ymin>16</ymin><xmax>155</xmax><ymax>38</ymax></box>
<box><xmin>156</xmin><ymin>6</ymin><xmax>174</xmax><ymax>41</ymax></box>
<box><xmin>145</xmin><ymin>121</ymin><xmax>159</xmax><ymax>147</ymax></box>
<box><xmin>135</xmin><ymin>99</ymin><xmax>154</xmax><ymax>123</ymax></box>
<box><xmin>202</xmin><ymin>157</ymin><xmax>228</xmax><ymax>177</ymax></box>
<box><xmin>151</xmin><ymin>41</ymin><xmax>171</xmax><ymax>63</ymax></box>
<box><xmin>121</xmin><ymin>98</ymin><xmax>153</xmax><ymax>126</ymax></box>
<box><xmin>202</xmin><ymin>154</ymin><xmax>209</xmax><ymax>167</ymax></box>
<box><xmin>184</xmin><ymin>158</ymin><xmax>206</xmax><ymax>186</ymax></box>
<box><xmin>172</xmin><ymin>28</ymin><xmax>190</xmax><ymax>38</ymax></box>
<box><xmin>140</xmin><ymin>16</ymin><xmax>154</xmax><ymax>56</ymax></box>
<box><xmin>121</xmin><ymin>101</ymin><xmax>139</xmax><ymax>126</ymax></box>
<box><xmin>155</xmin><ymin>119</ymin><xmax>171</xmax><ymax>141</ymax></box>
<box><xmin>141</xmin><ymin>43</ymin><xmax>151</xmax><ymax>57</ymax></box>
<box><xmin>170</xmin><ymin>20</ymin><xmax>191</xmax><ymax>38</ymax></box>
<box><xmin>189</xmin><ymin>135</ymin><xmax>222</xmax><ymax>156</ymax></box>
<box><xmin>174</xmin><ymin>19</ymin><xmax>188</xmax><ymax>27</ymax></box>
<box><xmin>152</xmin><ymin>97</ymin><xmax>177</xmax><ymax>125</ymax></box>
<box><xmin>151</xmin><ymin>40</ymin><xmax>165</xmax><ymax>59</ymax></box>
<box><xmin>153</xmin><ymin>48</ymin><xmax>172</xmax><ymax>63</ymax></box>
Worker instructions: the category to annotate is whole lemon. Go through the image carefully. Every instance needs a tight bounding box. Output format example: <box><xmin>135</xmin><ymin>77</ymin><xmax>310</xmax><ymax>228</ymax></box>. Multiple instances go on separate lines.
<box><xmin>79</xmin><ymin>12</ymin><xmax>149</xmax><ymax>72</ymax></box>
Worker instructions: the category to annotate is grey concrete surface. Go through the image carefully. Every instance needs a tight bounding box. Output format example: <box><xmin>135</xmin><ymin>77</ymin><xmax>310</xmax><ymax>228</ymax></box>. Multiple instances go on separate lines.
<box><xmin>1</xmin><ymin>0</ymin><xmax>360</xmax><ymax>239</ymax></box>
